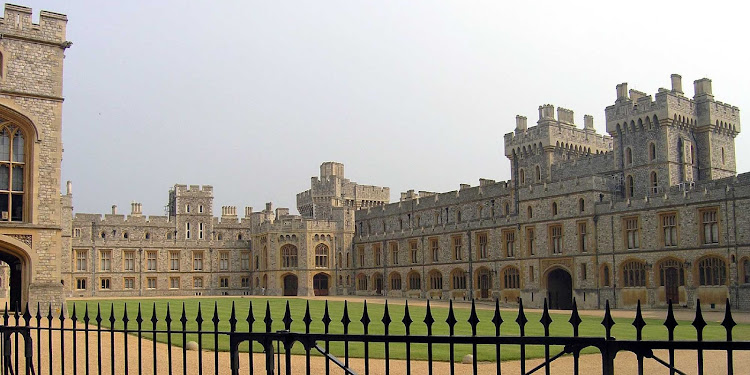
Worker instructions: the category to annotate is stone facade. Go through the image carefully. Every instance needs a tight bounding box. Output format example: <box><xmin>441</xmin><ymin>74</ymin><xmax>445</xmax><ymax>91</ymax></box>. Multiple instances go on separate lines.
<box><xmin>63</xmin><ymin>167</ymin><xmax>389</xmax><ymax>298</ymax></box>
<box><xmin>0</xmin><ymin>4</ymin><xmax>70</xmax><ymax>312</ymax></box>
<box><xmin>354</xmin><ymin>74</ymin><xmax>748</xmax><ymax>311</ymax></box>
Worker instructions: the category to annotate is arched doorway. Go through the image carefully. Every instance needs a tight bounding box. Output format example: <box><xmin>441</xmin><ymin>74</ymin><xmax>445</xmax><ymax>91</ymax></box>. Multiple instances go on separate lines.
<box><xmin>282</xmin><ymin>274</ymin><xmax>298</xmax><ymax>296</ymax></box>
<box><xmin>373</xmin><ymin>273</ymin><xmax>383</xmax><ymax>295</ymax></box>
<box><xmin>547</xmin><ymin>268</ymin><xmax>573</xmax><ymax>310</ymax></box>
<box><xmin>0</xmin><ymin>239</ymin><xmax>31</xmax><ymax>311</ymax></box>
<box><xmin>313</xmin><ymin>273</ymin><xmax>329</xmax><ymax>296</ymax></box>
<box><xmin>476</xmin><ymin>268</ymin><xmax>492</xmax><ymax>299</ymax></box>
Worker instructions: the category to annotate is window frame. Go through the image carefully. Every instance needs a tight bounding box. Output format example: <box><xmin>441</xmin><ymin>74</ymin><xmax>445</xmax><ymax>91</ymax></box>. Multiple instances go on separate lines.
<box><xmin>623</xmin><ymin>216</ymin><xmax>640</xmax><ymax>250</ymax></box>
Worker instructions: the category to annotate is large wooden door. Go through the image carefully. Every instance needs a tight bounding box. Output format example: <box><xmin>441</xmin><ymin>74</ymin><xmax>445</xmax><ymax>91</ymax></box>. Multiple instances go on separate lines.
<box><xmin>313</xmin><ymin>273</ymin><xmax>329</xmax><ymax>296</ymax></box>
<box><xmin>547</xmin><ymin>269</ymin><xmax>573</xmax><ymax>310</ymax></box>
<box><xmin>665</xmin><ymin>268</ymin><xmax>679</xmax><ymax>304</ymax></box>
<box><xmin>283</xmin><ymin>275</ymin><xmax>298</xmax><ymax>296</ymax></box>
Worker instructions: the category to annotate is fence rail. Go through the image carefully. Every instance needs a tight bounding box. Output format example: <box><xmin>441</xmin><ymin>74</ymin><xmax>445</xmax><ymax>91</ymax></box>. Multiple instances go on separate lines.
<box><xmin>0</xmin><ymin>297</ymin><xmax>745</xmax><ymax>375</ymax></box>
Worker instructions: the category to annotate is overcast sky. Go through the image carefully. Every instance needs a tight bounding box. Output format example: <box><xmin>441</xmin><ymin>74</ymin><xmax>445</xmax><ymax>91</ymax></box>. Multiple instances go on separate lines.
<box><xmin>21</xmin><ymin>1</ymin><xmax>750</xmax><ymax>216</ymax></box>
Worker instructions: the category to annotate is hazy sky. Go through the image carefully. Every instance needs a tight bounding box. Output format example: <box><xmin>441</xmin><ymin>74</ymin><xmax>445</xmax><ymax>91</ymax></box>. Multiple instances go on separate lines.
<box><xmin>21</xmin><ymin>1</ymin><xmax>750</xmax><ymax>216</ymax></box>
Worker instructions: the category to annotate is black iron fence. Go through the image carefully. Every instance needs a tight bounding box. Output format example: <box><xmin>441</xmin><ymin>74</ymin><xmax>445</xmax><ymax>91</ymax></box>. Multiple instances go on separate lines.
<box><xmin>0</xmin><ymin>297</ymin><xmax>747</xmax><ymax>375</ymax></box>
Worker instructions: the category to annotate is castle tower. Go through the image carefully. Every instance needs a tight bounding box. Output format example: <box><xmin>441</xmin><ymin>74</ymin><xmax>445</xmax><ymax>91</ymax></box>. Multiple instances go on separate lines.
<box><xmin>0</xmin><ymin>4</ymin><xmax>71</xmax><ymax>311</ymax></box>
<box><xmin>604</xmin><ymin>74</ymin><xmax>740</xmax><ymax>198</ymax></box>
<box><xmin>168</xmin><ymin>185</ymin><xmax>214</xmax><ymax>241</ymax></box>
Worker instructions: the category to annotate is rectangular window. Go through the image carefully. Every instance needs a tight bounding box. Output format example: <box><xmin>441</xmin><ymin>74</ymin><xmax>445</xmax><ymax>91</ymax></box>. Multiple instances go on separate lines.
<box><xmin>198</xmin><ymin>222</ymin><xmax>204</xmax><ymax>240</ymax></box>
<box><xmin>374</xmin><ymin>244</ymin><xmax>382</xmax><ymax>266</ymax></box>
<box><xmin>124</xmin><ymin>251</ymin><xmax>135</xmax><ymax>271</ymax></box>
<box><xmin>73</xmin><ymin>228</ymin><xmax>81</xmax><ymax>238</ymax></box>
<box><xmin>390</xmin><ymin>242</ymin><xmax>399</xmax><ymax>265</ymax></box>
<box><xmin>100</xmin><ymin>250</ymin><xmax>111</xmax><ymax>271</ymax></box>
<box><xmin>241</xmin><ymin>252</ymin><xmax>250</xmax><ymax>270</ymax></box>
<box><xmin>577</xmin><ymin>222</ymin><xmax>588</xmax><ymax>252</ymax></box>
<box><xmin>124</xmin><ymin>277</ymin><xmax>135</xmax><ymax>289</ymax></box>
<box><xmin>452</xmin><ymin>236</ymin><xmax>462</xmax><ymax>260</ymax></box>
<box><xmin>147</xmin><ymin>251</ymin><xmax>157</xmax><ymax>271</ymax></box>
<box><xmin>169</xmin><ymin>251</ymin><xmax>180</xmax><ymax>271</ymax></box>
<box><xmin>193</xmin><ymin>251</ymin><xmax>203</xmax><ymax>271</ymax></box>
<box><xmin>661</xmin><ymin>213</ymin><xmax>678</xmax><ymax>247</ymax></box>
<box><xmin>529</xmin><ymin>266</ymin><xmax>535</xmax><ymax>282</ymax></box>
<box><xmin>410</xmin><ymin>241</ymin><xmax>418</xmax><ymax>263</ymax></box>
<box><xmin>358</xmin><ymin>246</ymin><xmax>365</xmax><ymax>266</ymax></box>
<box><xmin>193</xmin><ymin>277</ymin><xmax>203</xmax><ymax>288</ymax></box>
<box><xmin>76</xmin><ymin>250</ymin><xmax>87</xmax><ymax>271</ymax></box>
<box><xmin>100</xmin><ymin>278</ymin><xmax>110</xmax><ymax>290</ymax></box>
<box><xmin>147</xmin><ymin>277</ymin><xmax>157</xmax><ymax>289</ymax></box>
<box><xmin>430</xmin><ymin>238</ymin><xmax>439</xmax><ymax>262</ymax></box>
<box><xmin>581</xmin><ymin>264</ymin><xmax>587</xmax><ymax>280</ymax></box>
<box><xmin>76</xmin><ymin>278</ymin><xmax>87</xmax><ymax>290</ymax></box>
<box><xmin>220</xmin><ymin>277</ymin><xmax>229</xmax><ymax>288</ymax></box>
<box><xmin>241</xmin><ymin>277</ymin><xmax>250</xmax><ymax>288</ymax></box>
<box><xmin>700</xmin><ymin>208</ymin><xmax>719</xmax><ymax>245</ymax></box>
<box><xmin>526</xmin><ymin>227</ymin><xmax>535</xmax><ymax>256</ymax></box>
<box><xmin>477</xmin><ymin>233</ymin><xmax>488</xmax><ymax>259</ymax></box>
<box><xmin>503</xmin><ymin>230</ymin><xmax>515</xmax><ymax>257</ymax></box>
<box><xmin>170</xmin><ymin>277</ymin><xmax>180</xmax><ymax>289</ymax></box>
<box><xmin>550</xmin><ymin>225</ymin><xmax>563</xmax><ymax>254</ymax></box>
<box><xmin>220</xmin><ymin>251</ymin><xmax>229</xmax><ymax>271</ymax></box>
<box><xmin>186</xmin><ymin>222</ymin><xmax>191</xmax><ymax>239</ymax></box>
<box><xmin>624</xmin><ymin>217</ymin><xmax>640</xmax><ymax>249</ymax></box>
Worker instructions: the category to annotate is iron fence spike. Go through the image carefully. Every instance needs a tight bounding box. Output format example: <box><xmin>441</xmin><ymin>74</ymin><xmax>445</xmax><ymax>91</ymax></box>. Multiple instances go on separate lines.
<box><xmin>283</xmin><ymin>300</ymin><xmax>293</xmax><ymax>330</ymax></box>
<box><xmin>692</xmin><ymin>299</ymin><xmax>707</xmax><ymax>335</ymax></box>
<box><xmin>632</xmin><ymin>300</ymin><xmax>646</xmax><ymax>340</ymax></box>
<box><xmin>402</xmin><ymin>301</ymin><xmax>413</xmax><ymax>328</ymax></box>
<box><xmin>721</xmin><ymin>298</ymin><xmax>736</xmax><ymax>340</ymax></box>
<box><xmin>601</xmin><ymin>300</ymin><xmax>615</xmax><ymax>339</ymax></box>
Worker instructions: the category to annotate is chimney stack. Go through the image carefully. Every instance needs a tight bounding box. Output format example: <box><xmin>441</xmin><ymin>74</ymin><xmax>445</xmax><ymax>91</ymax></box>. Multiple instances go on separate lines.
<box><xmin>670</xmin><ymin>74</ymin><xmax>683</xmax><ymax>95</ymax></box>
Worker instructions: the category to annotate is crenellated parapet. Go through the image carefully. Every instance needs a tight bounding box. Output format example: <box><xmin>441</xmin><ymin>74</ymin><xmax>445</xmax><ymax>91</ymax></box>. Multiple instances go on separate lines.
<box><xmin>0</xmin><ymin>4</ymin><xmax>69</xmax><ymax>45</ymax></box>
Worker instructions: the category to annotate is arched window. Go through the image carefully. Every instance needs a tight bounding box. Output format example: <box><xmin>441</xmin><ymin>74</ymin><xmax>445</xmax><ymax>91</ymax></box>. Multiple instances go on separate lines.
<box><xmin>649</xmin><ymin>143</ymin><xmax>656</xmax><ymax>161</ymax></box>
<box><xmin>625</xmin><ymin>175</ymin><xmax>634</xmax><ymax>198</ymax></box>
<box><xmin>625</xmin><ymin>147</ymin><xmax>633</xmax><ymax>166</ymax></box>
<box><xmin>743</xmin><ymin>259</ymin><xmax>750</xmax><ymax>284</ymax></box>
<box><xmin>527</xmin><ymin>206</ymin><xmax>533</xmax><ymax>218</ymax></box>
<box><xmin>390</xmin><ymin>272</ymin><xmax>402</xmax><ymax>290</ymax></box>
<box><xmin>408</xmin><ymin>271</ymin><xmax>421</xmax><ymax>290</ymax></box>
<box><xmin>602</xmin><ymin>264</ymin><xmax>610</xmax><ymax>286</ymax></box>
<box><xmin>650</xmin><ymin>172</ymin><xmax>658</xmax><ymax>194</ymax></box>
<box><xmin>450</xmin><ymin>269</ymin><xmax>466</xmax><ymax>290</ymax></box>
<box><xmin>622</xmin><ymin>260</ymin><xmax>646</xmax><ymax>287</ymax></box>
<box><xmin>535</xmin><ymin>165</ymin><xmax>541</xmax><ymax>182</ymax></box>
<box><xmin>698</xmin><ymin>257</ymin><xmax>726</xmax><ymax>286</ymax></box>
<box><xmin>579</xmin><ymin>198</ymin><xmax>585</xmax><ymax>212</ymax></box>
<box><xmin>0</xmin><ymin>119</ymin><xmax>27</xmax><ymax>222</ymax></box>
<box><xmin>658</xmin><ymin>258</ymin><xmax>685</xmax><ymax>286</ymax></box>
<box><xmin>429</xmin><ymin>270</ymin><xmax>443</xmax><ymax>290</ymax></box>
<box><xmin>281</xmin><ymin>245</ymin><xmax>298</xmax><ymax>268</ymax></box>
<box><xmin>552</xmin><ymin>202</ymin><xmax>558</xmax><ymax>216</ymax></box>
<box><xmin>314</xmin><ymin>244</ymin><xmax>329</xmax><ymax>268</ymax></box>
<box><xmin>503</xmin><ymin>267</ymin><xmax>520</xmax><ymax>289</ymax></box>
<box><xmin>722</xmin><ymin>147</ymin><xmax>725</xmax><ymax>165</ymax></box>
<box><xmin>144</xmin><ymin>232</ymin><xmax>151</xmax><ymax>240</ymax></box>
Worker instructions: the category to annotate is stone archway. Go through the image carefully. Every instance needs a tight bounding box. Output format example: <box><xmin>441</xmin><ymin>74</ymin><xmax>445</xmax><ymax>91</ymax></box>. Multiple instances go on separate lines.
<box><xmin>0</xmin><ymin>236</ymin><xmax>32</xmax><ymax>310</ymax></box>
<box><xmin>282</xmin><ymin>274</ymin><xmax>298</xmax><ymax>296</ymax></box>
<box><xmin>547</xmin><ymin>268</ymin><xmax>573</xmax><ymax>310</ymax></box>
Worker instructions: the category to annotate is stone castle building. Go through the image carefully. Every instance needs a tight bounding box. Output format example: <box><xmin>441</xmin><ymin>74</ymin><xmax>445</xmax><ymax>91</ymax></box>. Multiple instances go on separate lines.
<box><xmin>0</xmin><ymin>4</ymin><xmax>748</xmax><ymax>311</ymax></box>
<box><xmin>0</xmin><ymin>4</ymin><xmax>70</xmax><ymax>311</ymax></box>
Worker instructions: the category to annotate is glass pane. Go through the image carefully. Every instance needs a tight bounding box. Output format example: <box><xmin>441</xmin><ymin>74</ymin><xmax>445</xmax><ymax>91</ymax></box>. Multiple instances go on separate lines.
<box><xmin>12</xmin><ymin>165</ymin><xmax>23</xmax><ymax>191</ymax></box>
<box><xmin>11</xmin><ymin>193</ymin><xmax>22</xmax><ymax>221</ymax></box>
<box><xmin>0</xmin><ymin>129</ymin><xmax>9</xmax><ymax>162</ymax></box>
<box><xmin>12</xmin><ymin>131</ymin><xmax>23</xmax><ymax>162</ymax></box>
<box><xmin>0</xmin><ymin>192</ymin><xmax>8</xmax><ymax>221</ymax></box>
<box><xmin>0</xmin><ymin>164</ymin><xmax>8</xmax><ymax>189</ymax></box>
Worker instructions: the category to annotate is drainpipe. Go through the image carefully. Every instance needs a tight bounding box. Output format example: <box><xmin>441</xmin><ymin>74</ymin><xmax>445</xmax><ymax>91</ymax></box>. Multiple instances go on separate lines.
<box><xmin>593</xmin><ymin>214</ymin><xmax>600</xmax><ymax>309</ymax></box>
<box><xmin>610</xmin><ymin>215</ymin><xmax>617</xmax><ymax>308</ymax></box>
<box><xmin>467</xmin><ymin>230</ymin><xmax>473</xmax><ymax>300</ymax></box>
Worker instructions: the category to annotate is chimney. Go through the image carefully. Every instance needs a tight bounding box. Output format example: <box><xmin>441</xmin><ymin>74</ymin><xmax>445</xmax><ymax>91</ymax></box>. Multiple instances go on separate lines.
<box><xmin>515</xmin><ymin>115</ymin><xmax>527</xmax><ymax>131</ymax></box>
<box><xmin>616</xmin><ymin>83</ymin><xmax>629</xmax><ymax>101</ymax></box>
<box><xmin>265</xmin><ymin>202</ymin><xmax>273</xmax><ymax>212</ymax></box>
<box><xmin>694</xmin><ymin>78</ymin><xmax>713</xmax><ymax>100</ymax></box>
<box><xmin>66</xmin><ymin>181</ymin><xmax>72</xmax><ymax>195</ymax></box>
<box><xmin>131</xmin><ymin>202</ymin><xmax>142</xmax><ymax>216</ymax></box>
<box><xmin>244</xmin><ymin>207</ymin><xmax>253</xmax><ymax>218</ymax></box>
<box><xmin>670</xmin><ymin>74</ymin><xmax>683</xmax><ymax>95</ymax></box>
<box><xmin>111</xmin><ymin>205</ymin><xmax>117</xmax><ymax>215</ymax></box>
<box><xmin>584</xmin><ymin>115</ymin><xmax>594</xmax><ymax>131</ymax></box>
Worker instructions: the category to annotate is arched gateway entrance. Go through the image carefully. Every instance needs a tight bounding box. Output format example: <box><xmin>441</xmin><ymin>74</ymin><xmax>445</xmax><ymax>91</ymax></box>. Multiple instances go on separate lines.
<box><xmin>0</xmin><ymin>240</ymin><xmax>30</xmax><ymax>311</ymax></box>
<box><xmin>282</xmin><ymin>274</ymin><xmax>298</xmax><ymax>296</ymax></box>
<box><xmin>547</xmin><ymin>268</ymin><xmax>573</xmax><ymax>310</ymax></box>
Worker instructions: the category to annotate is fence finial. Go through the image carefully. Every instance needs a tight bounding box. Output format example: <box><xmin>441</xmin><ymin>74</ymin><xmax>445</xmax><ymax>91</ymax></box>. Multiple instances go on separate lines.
<box><xmin>632</xmin><ymin>300</ymin><xmax>646</xmax><ymax>341</ymax></box>
<box><xmin>468</xmin><ymin>299</ymin><xmax>480</xmax><ymax>336</ymax></box>
<box><xmin>601</xmin><ymin>300</ymin><xmax>615</xmax><ymax>340</ymax></box>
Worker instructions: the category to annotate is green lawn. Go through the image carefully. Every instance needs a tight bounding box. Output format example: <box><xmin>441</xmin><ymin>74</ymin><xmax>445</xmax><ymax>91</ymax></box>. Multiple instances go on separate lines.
<box><xmin>67</xmin><ymin>298</ymin><xmax>746</xmax><ymax>362</ymax></box>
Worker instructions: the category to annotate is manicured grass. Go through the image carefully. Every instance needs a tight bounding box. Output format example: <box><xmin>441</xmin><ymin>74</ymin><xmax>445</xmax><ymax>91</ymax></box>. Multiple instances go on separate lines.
<box><xmin>67</xmin><ymin>298</ymin><xmax>747</xmax><ymax>362</ymax></box>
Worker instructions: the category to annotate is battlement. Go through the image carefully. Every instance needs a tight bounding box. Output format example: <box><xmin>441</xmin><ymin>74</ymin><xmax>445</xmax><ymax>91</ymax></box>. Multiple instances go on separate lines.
<box><xmin>519</xmin><ymin>175</ymin><xmax>610</xmax><ymax>201</ymax></box>
<box><xmin>173</xmin><ymin>184</ymin><xmax>213</xmax><ymax>196</ymax></box>
<box><xmin>605</xmin><ymin>74</ymin><xmax>741</xmax><ymax>135</ymax></box>
<box><xmin>550</xmin><ymin>152</ymin><xmax>616</xmax><ymax>181</ymax></box>
<box><xmin>72</xmin><ymin>213</ymin><xmax>172</xmax><ymax>225</ymax></box>
<box><xmin>0</xmin><ymin>4</ymin><xmax>69</xmax><ymax>44</ymax></box>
